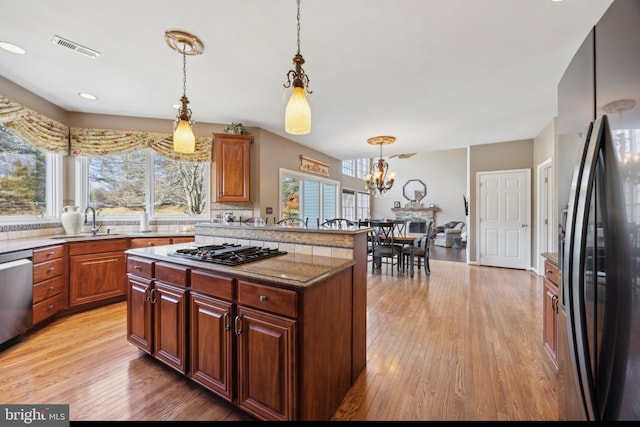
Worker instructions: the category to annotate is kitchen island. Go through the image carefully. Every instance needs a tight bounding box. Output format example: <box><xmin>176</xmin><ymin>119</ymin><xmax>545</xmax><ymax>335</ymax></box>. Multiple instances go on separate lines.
<box><xmin>125</xmin><ymin>224</ymin><xmax>368</xmax><ymax>421</ymax></box>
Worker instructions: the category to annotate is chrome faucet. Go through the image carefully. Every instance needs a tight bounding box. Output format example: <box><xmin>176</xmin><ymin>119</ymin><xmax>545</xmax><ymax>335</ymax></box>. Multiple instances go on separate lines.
<box><xmin>84</xmin><ymin>206</ymin><xmax>99</xmax><ymax>236</ymax></box>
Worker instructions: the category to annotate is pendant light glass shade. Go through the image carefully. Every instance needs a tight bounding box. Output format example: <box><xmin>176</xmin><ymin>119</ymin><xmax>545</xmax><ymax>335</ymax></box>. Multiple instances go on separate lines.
<box><xmin>173</xmin><ymin>118</ymin><xmax>196</xmax><ymax>153</ymax></box>
<box><xmin>285</xmin><ymin>86</ymin><xmax>311</xmax><ymax>135</ymax></box>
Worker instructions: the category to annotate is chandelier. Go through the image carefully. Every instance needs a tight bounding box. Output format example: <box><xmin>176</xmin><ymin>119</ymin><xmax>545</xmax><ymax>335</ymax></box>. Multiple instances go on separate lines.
<box><xmin>365</xmin><ymin>136</ymin><xmax>396</xmax><ymax>198</ymax></box>
<box><xmin>165</xmin><ymin>30</ymin><xmax>204</xmax><ymax>154</ymax></box>
<box><xmin>283</xmin><ymin>0</ymin><xmax>312</xmax><ymax>135</ymax></box>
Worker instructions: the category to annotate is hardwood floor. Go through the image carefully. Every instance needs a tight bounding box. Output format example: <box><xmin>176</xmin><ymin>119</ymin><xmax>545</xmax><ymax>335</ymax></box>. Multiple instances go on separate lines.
<box><xmin>0</xmin><ymin>260</ymin><xmax>559</xmax><ymax>421</ymax></box>
<box><xmin>429</xmin><ymin>240</ymin><xmax>467</xmax><ymax>263</ymax></box>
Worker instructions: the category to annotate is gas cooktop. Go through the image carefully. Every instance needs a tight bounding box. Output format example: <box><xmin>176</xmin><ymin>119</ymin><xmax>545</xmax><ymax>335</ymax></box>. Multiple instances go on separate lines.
<box><xmin>168</xmin><ymin>243</ymin><xmax>287</xmax><ymax>266</ymax></box>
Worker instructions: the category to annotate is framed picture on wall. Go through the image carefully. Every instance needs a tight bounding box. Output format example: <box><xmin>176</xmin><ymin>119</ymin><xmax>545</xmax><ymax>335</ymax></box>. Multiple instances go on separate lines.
<box><xmin>393</xmin><ymin>201</ymin><xmax>401</xmax><ymax>208</ymax></box>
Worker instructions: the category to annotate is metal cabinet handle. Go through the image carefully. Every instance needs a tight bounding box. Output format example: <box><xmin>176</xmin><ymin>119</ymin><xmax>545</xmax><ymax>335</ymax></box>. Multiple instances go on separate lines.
<box><xmin>150</xmin><ymin>288</ymin><xmax>157</xmax><ymax>304</ymax></box>
<box><xmin>48</xmin><ymin>251</ymin><xmax>55</xmax><ymax>256</ymax></box>
<box><xmin>48</xmin><ymin>286</ymin><xmax>55</xmax><ymax>290</ymax></box>
<box><xmin>47</xmin><ymin>304</ymin><xmax>54</xmax><ymax>310</ymax></box>
<box><xmin>134</xmin><ymin>264</ymin><xmax>141</xmax><ymax>270</ymax></box>
<box><xmin>223</xmin><ymin>312</ymin><xmax>230</xmax><ymax>331</ymax></box>
<box><xmin>48</xmin><ymin>267</ymin><xmax>55</xmax><ymax>272</ymax></box>
<box><xmin>234</xmin><ymin>315</ymin><xmax>242</xmax><ymax>335</ymax></box>
<box><xmin>259</xmin><ymin>295</ymin><xmax>267</xmax><ymax>302</ymax></box>
<box><xmin>546</xmin><ymin>270</ymin><xmax>553</xmax><ymax>275</ymax></box>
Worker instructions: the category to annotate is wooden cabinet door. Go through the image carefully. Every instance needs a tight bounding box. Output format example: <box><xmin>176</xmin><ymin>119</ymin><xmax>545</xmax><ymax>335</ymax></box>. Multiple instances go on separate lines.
<box><xmin>154</xmin><ymin>282</ymin><xmax>187</xmax><ymax>374</ymax></box>
<box><xmin>236</xmin><ymin>306</ymin><xmax>296</xmax><ymax>421</ymax></box>
<box><xmin>214</xmin><ymin>133</ymin><xmax>252</xmax><ymax>202</ymax></box>
<box><xmin>69</xmin><ymin>251</ymin><xmax>126</xmax><ymax>306</ymax></box>
<box><xmin>127</xmin><ymin>274</ymin><xmax>153</xmax><ymax>353</ymax></box>
<box><xmin>190</xmin><ymin>292</ymin><xmax>234</xmax><ymax>401</ymax></box>
<box><xmin>543</xmin><ymin>278</ymin><xmax>558</xmax><ymax>367</ymax></box>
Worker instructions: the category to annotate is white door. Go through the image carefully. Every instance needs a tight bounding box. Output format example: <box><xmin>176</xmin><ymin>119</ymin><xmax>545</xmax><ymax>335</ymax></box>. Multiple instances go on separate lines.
<box><xmin>477</xmin><ymin>169</ymin><xmax>530</xmax><ymax>269</ymax></box>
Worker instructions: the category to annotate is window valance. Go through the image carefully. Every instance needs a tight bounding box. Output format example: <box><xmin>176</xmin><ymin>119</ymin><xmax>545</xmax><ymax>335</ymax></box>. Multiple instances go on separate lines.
<box><xmin>70</xmin><ymin>127</ymin><xmax>212</xmax><ymax>162</ymax></box>
<box><xmin>0</xmin><ymin>95</ymin><xmax>69</xmax><ymax>154</ymax></box>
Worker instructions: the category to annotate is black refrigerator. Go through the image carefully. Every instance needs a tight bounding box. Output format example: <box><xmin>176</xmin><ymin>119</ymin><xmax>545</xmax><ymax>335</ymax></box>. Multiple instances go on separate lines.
<box><xmin>558</xmin><ymin>0</ymin><xmax>640</xmax><ymax>420</ymax></box>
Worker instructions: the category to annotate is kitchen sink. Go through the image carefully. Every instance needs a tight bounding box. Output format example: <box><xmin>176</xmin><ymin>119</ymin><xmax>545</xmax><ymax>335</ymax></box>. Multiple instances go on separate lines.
<box><xmin>49</xmin><ymin>233</ymin><xmax>122</xmax><ymax>239</ymax></box>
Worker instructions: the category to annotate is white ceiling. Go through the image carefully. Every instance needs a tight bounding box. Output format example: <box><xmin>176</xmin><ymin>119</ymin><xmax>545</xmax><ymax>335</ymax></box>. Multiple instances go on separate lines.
<box><xmin>0</xmin><ymin>0</ymin><xmax>613</xmax><ymax>160</ymax></box>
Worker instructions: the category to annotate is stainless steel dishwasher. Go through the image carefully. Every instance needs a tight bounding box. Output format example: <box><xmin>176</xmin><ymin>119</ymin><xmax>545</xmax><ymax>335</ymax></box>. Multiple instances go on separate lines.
<box><xmin>0</xmin><ymin>249</ymin><xmax>33</xmax><ymax>348</ymax></box>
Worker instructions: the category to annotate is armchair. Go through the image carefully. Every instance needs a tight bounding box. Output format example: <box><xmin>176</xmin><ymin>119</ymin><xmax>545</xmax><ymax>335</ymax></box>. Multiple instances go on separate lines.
<box><xmin>434</xmin><ymin>221</ymin><xmax>465</xmax><ymax>247</ymax></box>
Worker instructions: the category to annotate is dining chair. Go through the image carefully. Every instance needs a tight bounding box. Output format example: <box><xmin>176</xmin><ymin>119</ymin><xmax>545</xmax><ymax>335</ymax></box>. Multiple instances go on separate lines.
<box><xmin>275</xmin><ymin>217</ymin><xmax>308</xmax><ymax>228</ymax></box>
<box><xmin>402</xmin><ymin>219</ymin><xmax>434</xmax><ymax>275</ymax></box>
<box><xmin>319</xmin><ymin>218</ymin><xmax>357</xmax><ymax>230</ymax></box>
<box><xmin>392</xmin><ymin>219</ymin><xmax>408</xmax><ymax>236</ymax></box>
<box><xmin>370</xmin><ymin>220</ymin><xmax>403</xmax><ymax>275</ymax></box>
<box><xmin>242</xmin><ymin>217</ymin><xmax>266</xmax><ymax>226</ymax></box>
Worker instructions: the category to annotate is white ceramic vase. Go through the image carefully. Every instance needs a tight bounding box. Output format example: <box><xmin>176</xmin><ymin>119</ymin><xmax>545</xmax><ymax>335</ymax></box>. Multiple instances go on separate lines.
<box><xmin>61</xmin><ymin>205</ymin><xmax>83</xmax><ymax>234</ymax></box>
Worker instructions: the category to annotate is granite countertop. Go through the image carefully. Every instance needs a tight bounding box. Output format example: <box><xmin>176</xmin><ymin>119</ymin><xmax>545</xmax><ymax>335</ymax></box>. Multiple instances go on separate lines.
<box><xmin>126</xmin><ymin>243</ymin><xmax>355</xmax><ymax>289</ymax></box>
<box><xmin>541</xmin><ymin>251</ymin><xmax>559</xmax><ymax>266</ymax></box>
<box><xmin>0</xmin><ymin>231</ymin><xmax>195</xmax><ymax>255</ymax></box>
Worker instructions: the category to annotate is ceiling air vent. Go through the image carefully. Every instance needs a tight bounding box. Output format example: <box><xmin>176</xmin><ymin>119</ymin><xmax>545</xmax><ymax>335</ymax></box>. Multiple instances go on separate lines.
<box><xmin>51</xmin><ymin>35</ymin><xmax>100</xmax><ymax>58</ymax></box>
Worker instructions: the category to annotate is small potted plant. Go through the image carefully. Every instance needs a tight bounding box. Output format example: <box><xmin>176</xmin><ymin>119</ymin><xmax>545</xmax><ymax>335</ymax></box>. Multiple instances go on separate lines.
<box><xmin>224</xmin><ymin>122</ymin><xmax>250</xmax><ymax>135</ymax></box>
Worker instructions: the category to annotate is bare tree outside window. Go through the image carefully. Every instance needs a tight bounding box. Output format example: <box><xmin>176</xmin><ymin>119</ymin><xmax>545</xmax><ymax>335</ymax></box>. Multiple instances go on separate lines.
<box><xmin>88</xmin><ymin>149</ymin><xmax>208</xmax><ymax>217</ymax></box>
<box><xmin>0</xmin><ymin>125</ymin><xmax>47</xmax><ymax>217</ymax></box>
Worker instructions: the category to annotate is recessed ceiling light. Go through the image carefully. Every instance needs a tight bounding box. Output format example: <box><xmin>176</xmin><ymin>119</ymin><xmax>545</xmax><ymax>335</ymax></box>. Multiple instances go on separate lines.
<box><xmin>78</xmin><ymin>93</ymin><xmax>98</xmax><ymax>100</ymax></box>
<box><xmin>0</xmin><ymin>41</ymin><xmax>26</xmax><ymax>55</ymax></box>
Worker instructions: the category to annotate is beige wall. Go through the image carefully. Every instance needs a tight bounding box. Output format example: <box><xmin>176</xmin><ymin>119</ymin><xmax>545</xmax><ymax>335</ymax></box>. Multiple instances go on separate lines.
<box><xmin>4</xmin><ymin>77</ymin><xmax>558</xmax><ymax>272</ymax></box>
<box><xmin>1</xmin><ymin>75</ymin><xmax>68</xmax><ymax>124</ymax></box>
<box><xmin>252</xmin><ymin>128</ymin><xmax>344</xmax><ymax>222</ymax></box>
<box><xmin>533</xmin><ymin>118</ymin><xmax>557</xmax><ymax>271</ymax></box>
<box><xmin>370</xmin><ymin>148</ymin><xmax>467</xmax><ymax>226</ymax></box>
<box><xmin>468</xmin><ymin>139</ymin><xmax>534</xmax><ymax>262</ymax></box>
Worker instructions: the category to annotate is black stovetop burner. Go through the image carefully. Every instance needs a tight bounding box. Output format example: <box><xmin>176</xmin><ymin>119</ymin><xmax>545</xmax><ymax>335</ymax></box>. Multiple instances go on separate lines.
<box><xmin>168</xmin><ymin>243</ymin><xmax>287</xmax><ymax>266</ymax></box>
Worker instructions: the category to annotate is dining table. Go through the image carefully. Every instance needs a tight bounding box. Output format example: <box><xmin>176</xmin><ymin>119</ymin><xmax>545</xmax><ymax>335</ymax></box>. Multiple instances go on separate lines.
<box><xmin>393</xmin><ymin>232</ymin><xmax>424</xmax><ymax>278</ymax></box>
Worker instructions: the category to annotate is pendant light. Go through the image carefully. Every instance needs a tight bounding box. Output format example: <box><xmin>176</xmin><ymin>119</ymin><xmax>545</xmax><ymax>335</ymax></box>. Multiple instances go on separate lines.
<box><xmin>365</xmin><ymin>136</ymin><xmax>397</xmax><ymax>198</ymax></box>
<box><xmin>165</xmin><ymin>30</ymin><xmax>204</xmax><ymax>153</ymax></box>
<box><xmin>283</xmin><ymin>0</ymin><xmax>312</xmax><ymax>135</ymax></box>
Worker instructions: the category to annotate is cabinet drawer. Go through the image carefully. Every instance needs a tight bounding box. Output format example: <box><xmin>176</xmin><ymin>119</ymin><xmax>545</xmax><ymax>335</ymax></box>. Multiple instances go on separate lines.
<box><xmin>171</xmin><ymin>237</ymin><xmax>195</xmax><ymax>244</ymax></box>
<box><xmin>155</xmin><ymin>262</ymin><xmax>190</xmax><ymax>288</ymax></box>
<box><xmin>191</xmin><ymin>269</ymin><xmax>235</xmax><ymax>300</ymax></box>
<box><xmin>33</xmin><ymin>275</ymin><xmax>65</xmax><ymax>304</ymax></box>
<box><xmin>33</xmin><ymin>258</ymin><xmax>65</xmax><ymax>283</ymax></box>
<box><xmin>544</xmin><ymin>260</ymin><xmax>559</xmax><ymax>286</ymax></box>
<box><xmin>33</xmin><ymin>245</ymin><xmax>64</xmax><ymax>263</ymax></box>
<box><xmin>33</xmin><ymin>292</ymin><xmax>65</xmax><ymax>325</ymax></box>
<box><xmin>127</xmin><ymin>256</ymin><xmax>155</xmax><ymax>279</ymax></box>
<box><xmin>238</xmin><ymin>281</ymin><xmax>298</xmax><ymax>318</ymax></box>
<box><xmin>130</xmin><ymin>238</ymin><xmax>172</xmax><ymax>248</ymax></box>
<box><xmin>69</xmin><ymin>238</ymin><xmax>128</xmax><ymax>255</ymax></box>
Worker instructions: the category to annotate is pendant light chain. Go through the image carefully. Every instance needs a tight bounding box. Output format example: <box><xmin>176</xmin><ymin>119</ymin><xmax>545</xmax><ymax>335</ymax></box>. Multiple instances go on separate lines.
<box><xmin>182</xmin><ymin>43</ymin><xmax>187</xmax><ymax>98</ymax></box>
<box><xmin>296</xmin><ymin>0</ymin><xmax>301</xmax><ymax>55</ymax></box>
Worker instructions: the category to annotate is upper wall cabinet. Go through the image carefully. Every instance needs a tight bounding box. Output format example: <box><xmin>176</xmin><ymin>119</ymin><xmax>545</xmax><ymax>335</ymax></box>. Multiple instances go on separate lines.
<box><xmin>213</xmin><ymin>133</ymin><xmax>252</xmax><ymax>203</ymax></box>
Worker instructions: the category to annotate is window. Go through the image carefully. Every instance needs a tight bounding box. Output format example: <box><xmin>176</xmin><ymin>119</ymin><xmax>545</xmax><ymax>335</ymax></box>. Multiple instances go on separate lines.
<box><xmin>342</xmin><ymin>188</ymin><xmax>369</xmax><ymax>221</ymax></box>
<box><xmin>0</xmin><ymin>124</ymin><xmax>62</xmax><ymax>220</ymax></box>
<box><xmin>280</xmin><ymin>169</ymin><xmax>339</xmax><ymax>227</ymax></box>
<box><xmin>342</xmin><ymin>189</ymin><xmax>355</xmax><ymax>220</ymax></box>
<box><xmin>342</xmin><ymin>158</ymin><xmax>370</xmax><ymax>180</ymax></box>
<box><xmin>356</xmin><ymin>191</ymin><xmax>371</xmax><ymax>220</ymax></box>
<box><xmin>342</xmin><ymin>160</ymin><xmax>355</xmax><ymax>177</ymax></box>
<box><xmin>77</xmin><ymin>149</ymin><xmax>209</xmax><ymax>219</ymax></box>
<box><xmin>356</xmin><ymin>158</ymin><xmax>370</xmax><ymax>180</ymax></box>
